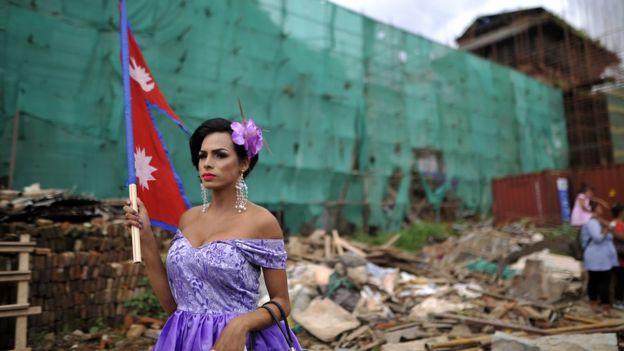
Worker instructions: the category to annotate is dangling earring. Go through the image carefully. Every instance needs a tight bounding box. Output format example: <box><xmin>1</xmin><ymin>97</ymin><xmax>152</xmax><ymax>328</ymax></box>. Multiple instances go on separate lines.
<box><xmin>201</xmin><ymin>183</ymin><xmax>209</xmax><ymax>213</ymax></box>
<box><xmin>235</xmin><ymin>173</ymin><xmax>248</xmax><ymax>213</ymax></box>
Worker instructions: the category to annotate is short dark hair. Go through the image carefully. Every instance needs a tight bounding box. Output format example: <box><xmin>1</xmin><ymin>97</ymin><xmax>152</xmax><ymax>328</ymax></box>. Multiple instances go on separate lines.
<box><xmin>612</xmin><ymin>203</ymin><xmax>624</xmax><ymax>218</ymax></box>
<box><xmin>589</xmin><ymin>200</ymin><xmax>599</xmax><ymax>212</ymax></box>
<box><xmin>189</xmin><ymin>118</ymin><xmax>259</xmax><ymax>178</ymax></box>
<box><xmin>579</xmin><ymin>183</ymin><xmax>593</xmax><ymax>194</ymax></box>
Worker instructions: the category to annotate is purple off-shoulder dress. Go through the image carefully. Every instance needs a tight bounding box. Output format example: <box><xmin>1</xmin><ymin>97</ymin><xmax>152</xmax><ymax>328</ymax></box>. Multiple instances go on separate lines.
<box><xmin>153</xmin><ymin>230</ymin><xmax>302</xmax><ymax>350</ymax></box>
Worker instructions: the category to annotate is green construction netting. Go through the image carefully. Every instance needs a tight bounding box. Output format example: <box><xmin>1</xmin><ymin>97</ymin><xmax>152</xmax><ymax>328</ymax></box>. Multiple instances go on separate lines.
<box><xmin>0</xmin><ymin>0</ymin><xmax>568</xmax><ymax>232</ymax></box>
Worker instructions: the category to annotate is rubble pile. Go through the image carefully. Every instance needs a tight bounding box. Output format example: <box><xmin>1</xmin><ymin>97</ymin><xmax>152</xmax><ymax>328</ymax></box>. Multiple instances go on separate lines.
<box><xmin>2</xmin><ymin>186</ymin><xmax>623</xmax><ymax>350</ymax></box>
<box><xmin>281</xmin><ymin>227</ymin><xmax>622</xmax><ymax>351</ymax></box>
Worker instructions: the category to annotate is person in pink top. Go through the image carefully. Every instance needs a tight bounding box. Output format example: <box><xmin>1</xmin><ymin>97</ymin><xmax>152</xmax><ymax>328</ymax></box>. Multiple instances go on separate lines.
<box><xmin>571</xmin><ymin>184</ymin><xmax>608</xmax><ymax>228</ymax></box>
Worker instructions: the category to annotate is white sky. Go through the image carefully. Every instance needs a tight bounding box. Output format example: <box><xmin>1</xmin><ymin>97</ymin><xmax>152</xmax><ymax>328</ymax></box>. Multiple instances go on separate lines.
<box><xmin>328</xmin><ymin>0</ymin><xmax>579</xmax><ymax>47</ymax></box>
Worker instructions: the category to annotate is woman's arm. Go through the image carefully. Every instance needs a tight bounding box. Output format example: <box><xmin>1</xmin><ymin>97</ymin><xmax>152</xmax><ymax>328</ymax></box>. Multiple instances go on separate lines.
<box><xmin>124</xmin><ymin>198</ymin><xmax>177</xmax><ymax>315</ymax></box>
<box><xmin>580</xmin><ymin>195</ymin><xmax>592</xmax><ymax>212</ymax></box>
<box><xmin>235</xmin><ymin>268</ymin><xmax>291</xmax><ymax>331</ymax></box>
<box><xmin>212</xmin><ymin>269</ymin><xmax>291</xmax><ymax>351</ymax></box>
<box><xmin>588</xmin><ymin>219</ymin><xmax>608</xmax><ymax>243</ymax></box>
<box><xmin>593</xmin><ymin>197</ymin><xmax>609</xmax><ymax>208</ymax></box>
<box><xmin>213</xmin><ymin>212</ymin><xmax>291</xmax><ymax>350</ymax></box>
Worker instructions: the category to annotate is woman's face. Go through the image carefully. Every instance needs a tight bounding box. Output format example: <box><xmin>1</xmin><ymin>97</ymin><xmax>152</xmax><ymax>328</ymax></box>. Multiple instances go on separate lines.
<box><xmin>197</xmin><ymin>132</ymin><xmax>248</xmax><ymax>190</ymax></box>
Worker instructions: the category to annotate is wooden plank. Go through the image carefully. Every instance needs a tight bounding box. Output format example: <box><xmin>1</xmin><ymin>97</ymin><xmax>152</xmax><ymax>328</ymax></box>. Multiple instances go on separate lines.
<box><xmin>563</xmin><ymin>314</ymin><xmax>600</xmax><ymax>325</ymax></box>
<box><xmin>0</xmin><ymin>241</ymin><xmax>36</xmax><ymax>247</ymax></box>
<box><xmin>17</xmin><ymin>235</ymin><xmax>30</xmax><ymax>306</ymax></box>
<box><xmin>0</xmin><ymin>247</ymin><xmax>35</xmax><ymax>253</ymax></box>
<box><xmin>332</xmin><ymin>230</ymin><xmax>345</xmax><ymax>256</ymax></box>
<box><xmin>0</xmin><ymin>271</ymin><xmax>31</xmax><ymax>282</ymax></box>
<box><xmin>0</xmin><ymin>303</ymin><xmax>30</xmax><ymax>312</ymax></box>
<box><xmin>14</xmin><ymin>316</ymin><xmax>27</xmax><ymax>350</ymax></box>
<box><xmin>544</xmin><ymin>319</ymin><xmax>624</xmax><ymax>334</ymax></box>
<box><xmin>381</xmin><ymin>234</ymin><xmax>401</xmax><ymax>249</ymax></box>
<box><xmin>338</xmin><ymin>238</ymin><xmax>367</xmax><ymax>257</ymax></box>
<box><xmin>0</xmin><ymin>306</ymin><xmax>41</xmax><ymax>318</ymax></box>
<box><xmin>324</xmin><ymin>235</ymin><xmax>332</xmax><ymax>260</ymax></box>
<box><xmin>434</xmin><ymin>313</ymin><xmax>548</xmax><ymax>335</ymax></box>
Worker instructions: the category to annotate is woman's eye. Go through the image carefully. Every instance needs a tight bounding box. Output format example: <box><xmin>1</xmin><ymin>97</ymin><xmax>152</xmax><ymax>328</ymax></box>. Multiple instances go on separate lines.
<box><xmin>216</xmin><ymin>153</ymin><xmax>227</xmax><ymax>159</ymax></box>
<box><xmin>198</xmin><ymin>153</ymin><xmax>207</xmax><ymax>159</ymax></box>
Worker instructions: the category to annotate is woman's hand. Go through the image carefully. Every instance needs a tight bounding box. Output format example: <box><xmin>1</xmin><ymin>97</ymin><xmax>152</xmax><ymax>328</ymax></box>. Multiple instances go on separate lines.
<box><xmin>212</xmin><ymin>318</ymin><xmax>250</xmax><ymax>351</ymax></box>
<box><xmin>123</xmin><ymin>197</ymin><xmax>152</xmax><ymax>239</ymax></box>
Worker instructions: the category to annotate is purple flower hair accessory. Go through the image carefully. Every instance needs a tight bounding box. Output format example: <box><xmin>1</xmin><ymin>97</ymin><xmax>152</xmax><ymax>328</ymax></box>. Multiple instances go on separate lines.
<box><xmin>231</xmin><ymin>119</ymin><xmax>263</xmax><ymax>158</ymax></box>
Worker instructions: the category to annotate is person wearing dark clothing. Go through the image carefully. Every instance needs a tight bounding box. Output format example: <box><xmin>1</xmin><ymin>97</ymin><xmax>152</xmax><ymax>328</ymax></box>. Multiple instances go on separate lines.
<box><xmin>609</xmin><ymin>203</ymin><xmax>624</xmax><ymax>310</ymax></box>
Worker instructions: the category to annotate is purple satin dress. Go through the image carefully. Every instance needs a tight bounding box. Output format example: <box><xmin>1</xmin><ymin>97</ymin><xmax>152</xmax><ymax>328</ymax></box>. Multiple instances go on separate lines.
<box><xmin>153</xmin><ymin>230</ymin><xmax>302</xmax><ymax>350</ymax></box>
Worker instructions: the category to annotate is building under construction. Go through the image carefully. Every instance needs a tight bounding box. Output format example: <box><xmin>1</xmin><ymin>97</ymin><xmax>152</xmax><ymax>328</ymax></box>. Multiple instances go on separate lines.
<box><xmin>457</xmin><ymin>7</ymin><xmax>621</xmax><ymax>168</ymax></box>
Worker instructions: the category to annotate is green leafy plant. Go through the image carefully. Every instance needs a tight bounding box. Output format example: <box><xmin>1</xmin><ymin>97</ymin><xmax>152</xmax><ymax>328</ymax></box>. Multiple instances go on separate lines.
<box><xmin>352</xmin><ymin>222</ymin><xmax>448</xmax><ymax>252</ymax></box>
<box><xmin>540</xmin><ymin>223</ymin><xmax>578</xmax><ymax>239</ymax></box>
<box><xmin>88</xmin><ymin>317</ymin><xmax>109</xmax><ymax>333</ymax></box>
<box><xmin>124</xmin><ymin>277</ymin><xmax>167</xmax><ymax>320</ymax></box>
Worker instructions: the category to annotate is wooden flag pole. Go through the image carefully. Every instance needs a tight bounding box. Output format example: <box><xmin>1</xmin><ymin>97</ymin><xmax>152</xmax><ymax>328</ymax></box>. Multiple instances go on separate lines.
<box><xmin>120</xmin><ymin>0</ymin><xmax>141</xmax><ymax>264</ymax></box>
<box><xmin>129</xmin><ymin>184</ymin><xmax>142</xmax><ymax>263</ymax></box>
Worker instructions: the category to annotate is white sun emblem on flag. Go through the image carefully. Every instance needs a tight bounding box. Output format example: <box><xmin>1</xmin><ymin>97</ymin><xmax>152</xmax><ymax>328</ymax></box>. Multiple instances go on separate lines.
<box><xmin>135</xmin><ymin>147</ymin><xmax>157</xmax><ymax>190</ymax></box>
<box><xmin>129</xmin><ymin>57</ymin><xmax>155</xmax><ymax>92</ymax></box>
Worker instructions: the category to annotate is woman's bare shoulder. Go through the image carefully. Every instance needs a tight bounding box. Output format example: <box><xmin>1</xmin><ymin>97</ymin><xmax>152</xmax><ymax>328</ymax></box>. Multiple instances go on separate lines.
<box><xmin>178</xmin><ymin>206</ymin><xmax>202</xmax><ymax>231</ymax></box>
<box><xmin>247</xmin><ymin>203</ymin><xmax>283</xmax><ymax>240</ymax></box>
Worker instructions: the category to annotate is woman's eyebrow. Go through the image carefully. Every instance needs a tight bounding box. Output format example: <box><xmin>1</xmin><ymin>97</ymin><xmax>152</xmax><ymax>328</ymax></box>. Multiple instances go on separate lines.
<box><xmin>199</xmin><ymin>148</ymin><xmax>228</xmax><ymax>152</ymax></box>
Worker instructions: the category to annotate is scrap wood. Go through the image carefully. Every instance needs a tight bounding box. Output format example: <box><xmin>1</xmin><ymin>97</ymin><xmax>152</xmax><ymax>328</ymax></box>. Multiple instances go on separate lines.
<box><xmin>574</xmin><ymin>325</ymin><xmax>624</xmax><ymax>334</ymax></box>
<box><xmin>381</xmin><ymin>234</ymin><xmax>401</xmax><ymax>249</ymax></box>
<box><xmin>543</xmin><ymin>319</ymin><xmax>624</xmax><ymax>334</ymax></box>
<box><xmin>427</xmin><ymin>332</ymin><xmax>528</xmax><ymax>350</ymax></box>
<box><xmin>359</xmin><ymin>339</ymin><xmax>384</xmax><ymax>351</ymax></box>
<box><xmin>433</xmin><ymin>313</ymin><xmax>549</xmax><ymax>335</ymax></box>
<box><xmin>336</xmin><ymin>237</ymin><xmax>367</xmax><ymax>257</ymax></box>
<box><xmin>467</xmin><ymin>287</ymin><xmax>553</xmax><ymax>310</ymax></box>
<box><xmin>332</xmin><ymin>230</ymin><xmax>345</xmax><ymax>255</ymax></box>
<box><xmin>490</xmin><ymin>301</ymin><xmax>517</xmax><ymax>319</ymax></box>
<box><xmin>430</xmin><ymin>324</ymin><xmax>624</xmax><ymax>351</ymax></box>
<box><xmin>344</xmin><ymin>325</ymin><xmax>371</xmax><ymax>342</ymax></box>
<box><xmin>513</xmin><ymin>305</ymin><xmax>549</xmax><ymax>321</ymax></box>
<box><xmin>563</xmin><ymin>314</ymin><xmax>601</xmax><ymax>325</ymax></box>
<box><xmin>426</xmin><ymin>335</ymin><xmax>491</xmax><ymax>350</ymax></box>
<box><xmin>384</xmin><ymin>321</ymin><xmax>421</xmax><ymax>332</ymax></box>
<box><xmin>324</xmin><ymin>235</ymin><xmax>332</xmax><ymax>259</ymax></box>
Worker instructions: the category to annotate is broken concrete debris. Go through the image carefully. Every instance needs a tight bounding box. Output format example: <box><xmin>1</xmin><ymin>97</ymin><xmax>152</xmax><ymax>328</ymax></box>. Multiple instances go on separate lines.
<box><xmin>284</xmin><ymin>225</ymin><xmax>622</xmax><ymax>350</ymax></box>
<box><xmin>491</xmin><ymin>331</ymin><xmax>618</xmax><ymax>351</ymax></box>
<box><xmin>292</xmin><ymin>298</ymin><xmax>361</xmax><ymax>342</ymax></box>
<box><xmin>2</xmin><ymin>187</ymin><xmax>621</xmax><ymax>349</ymax></box>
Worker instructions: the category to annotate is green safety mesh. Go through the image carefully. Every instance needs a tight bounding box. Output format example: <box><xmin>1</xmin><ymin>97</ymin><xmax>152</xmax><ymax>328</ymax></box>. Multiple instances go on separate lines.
<box><xmin>0</xmin><ymin>0</ymin><xmax>568</xmax><ymax>232</ymax></box>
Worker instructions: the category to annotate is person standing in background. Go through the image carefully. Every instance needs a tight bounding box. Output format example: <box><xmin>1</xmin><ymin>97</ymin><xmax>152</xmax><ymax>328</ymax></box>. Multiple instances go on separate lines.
<box><xmin>610</xmin><ymin>203</ymin><xmax>624</xmax><ymax>310</ymax></box>
<box><xmin>571</xmin><ymin>184</ymin><xmax>608</xmax><ymax>228</ymax></box>
<box><xmin>581</xmin><ymin>201</ymin><xmax>618</xmax><ymax>314</ymax></box>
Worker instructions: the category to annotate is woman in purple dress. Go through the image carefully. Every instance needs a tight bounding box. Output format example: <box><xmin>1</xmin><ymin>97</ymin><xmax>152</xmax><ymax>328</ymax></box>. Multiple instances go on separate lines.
<box><xmin>124</xmin><ymin>118</ymin><xmax>301</xmax><ymax>350</ymax></box>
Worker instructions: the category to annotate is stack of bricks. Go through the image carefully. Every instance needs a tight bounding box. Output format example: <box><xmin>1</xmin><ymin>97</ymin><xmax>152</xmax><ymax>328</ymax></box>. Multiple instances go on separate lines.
<box><xmin>2</xmin><ymin>219</ymin><xmax>167</xmax><ymax>333</ymax></box>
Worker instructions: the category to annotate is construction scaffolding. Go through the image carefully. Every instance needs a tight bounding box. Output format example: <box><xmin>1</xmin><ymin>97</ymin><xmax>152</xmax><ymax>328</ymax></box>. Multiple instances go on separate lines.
<box><xmin>457</xmin><ymin>7</ymin><xmax>621</xmax><ymax>168</ymax></box>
